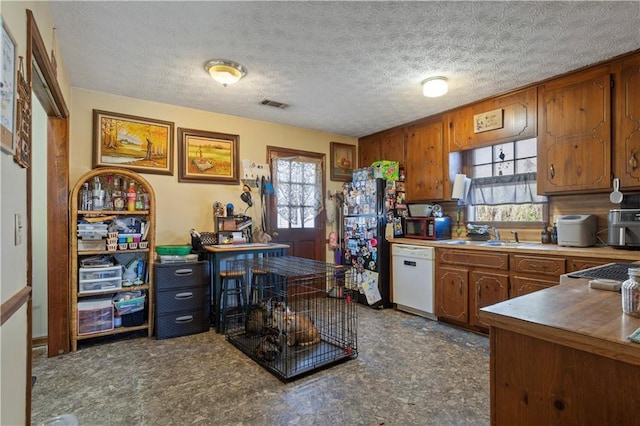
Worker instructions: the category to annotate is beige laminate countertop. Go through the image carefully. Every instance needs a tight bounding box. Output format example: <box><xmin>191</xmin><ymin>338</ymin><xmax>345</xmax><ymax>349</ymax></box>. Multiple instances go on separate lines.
<box><xmin>388</xmin><ymin>237</ymin><xmax>640</xmax><ymax>261</ymax></box>
<box><xmin>479</xmin><ymin>277</ymin><xmax>640</xmax><ymax>366</ymax></box>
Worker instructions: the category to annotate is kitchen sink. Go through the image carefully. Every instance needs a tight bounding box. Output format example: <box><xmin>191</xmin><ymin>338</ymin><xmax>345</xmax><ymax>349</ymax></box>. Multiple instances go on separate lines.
<box><xmin>480</xmin><ymin>241</ymin><xmax>528</xmax><ymax>247</ymax></box>
<box><xmin>443</xmin><ymin>239</ymin><xmax>537</xmax><ymax>248</ymax></box>
<box><xmin>444</xmin><ymin>240</ymin><xmax>486</xmax><ymax>245</ymax></box>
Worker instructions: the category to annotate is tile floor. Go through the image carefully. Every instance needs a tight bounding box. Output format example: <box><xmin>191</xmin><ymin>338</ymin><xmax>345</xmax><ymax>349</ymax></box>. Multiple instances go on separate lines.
<box><xmin>32</xmin><ymin>306</ymin><xmax>489</xmax><ymax>425</ymax></box>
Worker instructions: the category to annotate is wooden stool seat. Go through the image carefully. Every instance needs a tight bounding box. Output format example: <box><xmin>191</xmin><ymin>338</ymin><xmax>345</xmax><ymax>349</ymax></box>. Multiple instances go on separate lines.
<box><xmin>219</xmin><ymin>269</ymin><xmax>247</xmax><ymax>333</ymax></box>
<box><xmin>250</xmin><ymin>269</ymin><xmax>271</xmax><ymax>304</ymax></box>
<box><xmin>220</xmin><ymin>270</ymin><xmax>246</xmax><ymax>278</ymax></box>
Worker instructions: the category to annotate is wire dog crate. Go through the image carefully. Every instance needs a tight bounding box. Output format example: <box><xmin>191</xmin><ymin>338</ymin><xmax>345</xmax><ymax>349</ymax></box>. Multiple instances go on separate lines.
<box><xmin>225</xmin><ymin>256</ymin><xmax>358</xmax><ymax>381</ymax></box>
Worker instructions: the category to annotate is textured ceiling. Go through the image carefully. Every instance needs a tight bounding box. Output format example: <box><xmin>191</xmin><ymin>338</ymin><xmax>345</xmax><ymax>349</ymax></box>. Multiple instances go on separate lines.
<box><xmin>48</xmin><ymin>1</ymin><xmax>640</xmax><ymax>138</ymax></box>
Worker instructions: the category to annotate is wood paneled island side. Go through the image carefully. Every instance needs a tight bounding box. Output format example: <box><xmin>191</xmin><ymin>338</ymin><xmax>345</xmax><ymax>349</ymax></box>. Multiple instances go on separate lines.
<box><xmin>479</xmin><ymin>278</ymin><xmax>640</xmax><ymax>425</ymax></box>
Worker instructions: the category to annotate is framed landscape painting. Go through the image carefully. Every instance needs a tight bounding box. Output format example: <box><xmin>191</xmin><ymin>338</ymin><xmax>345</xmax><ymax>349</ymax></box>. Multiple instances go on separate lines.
<box><xmin>93</xmin><ymin>110</ymin><xmax>174</xmax><ymax>175</ymax></box>
<box><xmin>177</xmin><ymin>127</ymin><xmax>239</xmax><ymax>184</ymax></box>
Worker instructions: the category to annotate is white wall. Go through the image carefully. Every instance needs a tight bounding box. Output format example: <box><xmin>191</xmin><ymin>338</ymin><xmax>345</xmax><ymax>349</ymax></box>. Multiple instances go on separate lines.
<box><xmin>1</xmin><ymin>2</ymin><xmax>70</xmax><ymax>424</ymax></box>
<box><xmin>70</xmin><ymin>89</ymin><xmax>356</xmax><ymax>246</ymax></box>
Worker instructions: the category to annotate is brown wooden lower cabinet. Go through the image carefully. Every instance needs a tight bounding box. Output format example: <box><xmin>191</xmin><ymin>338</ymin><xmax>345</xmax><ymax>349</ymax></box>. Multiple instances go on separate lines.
<box><xmin>435</xmin><ymin>266</ymin><xmax>469</xmax><ymax>323</ymax></box>
<box><xmin>435</xmin><ymin>249</ymin><xmax>508</xmax><ymax>331</ymax></box>
<box><xmin>469</xmin><ymin>271</ymin><xmax>509</xmax><ymax>328</ymax></box>
<box><xmin>435</xmin><ymin>248</ymin><xmax>621</xmax><ymax>333</ymax></box>
<box><xmin>510</xmin><ymin>276</ymin><xmax>558</xmax><ymax>298</ymax></box>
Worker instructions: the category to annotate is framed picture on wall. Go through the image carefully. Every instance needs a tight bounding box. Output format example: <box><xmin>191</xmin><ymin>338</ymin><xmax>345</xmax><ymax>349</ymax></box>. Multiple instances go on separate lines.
<box><xmin>177</xmin><ymin>127</ymin><xmax>240</xmax><ymax>184</ymax></box>
<box><xmin>330</xmin><ymin>142</ymin><xmax>355</xmax><ymax>182</ymax></box>
<box><xmin>92</xmin><ymin>110</ymin><xmax>175</xmax><ymax>175</ymax></box>
<box><xmin>1</xmin><ymin>16</ymin><xmax>17</xmax><ymax>155</ymax></box>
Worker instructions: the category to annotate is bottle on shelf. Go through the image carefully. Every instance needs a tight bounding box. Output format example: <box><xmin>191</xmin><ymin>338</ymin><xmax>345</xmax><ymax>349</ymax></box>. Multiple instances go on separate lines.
<box><xmin>92</xmin><ymin>176</ymin><xmax>105</xmax><ymax>210</ymax></box>
<box><xmin>135</xmin><ymin>185</ymin><xmax>144</xmax><ymax>210</ymax></box>
<box><xmin>112</xmin><ymin>177</ymin><xmax>125</xmax><ymax>211</ymax></box>
<box><xmin>79</xmin><ymin>182</ymin><xmax>92</xmax><ymax>210</ymax></box>
<box><xmin>142</xmin><ymin>189</ymin><xmax>150</xmax><ymax>210</ymax></box>
<box><xmin>104</xmin><ymin>175</ymin><xmax>114</xmax><ymax>210</ymax></box>
<box><xmin>127</xmin><ymin>181</ymin><xmax>137</xmax><ymax>211</ymax></box>
<box><xmin>541</xmin><ymin>226</ymin><xmax>550</xmax><ymax>244</ymax></box>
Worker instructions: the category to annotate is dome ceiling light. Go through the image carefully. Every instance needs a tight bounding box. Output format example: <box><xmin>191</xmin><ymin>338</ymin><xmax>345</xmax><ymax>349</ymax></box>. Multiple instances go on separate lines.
<box><xmin>422</xmin><ymin>76</ymin><xmax>448</xmax><ymax>98</ymax></box>
<box><xmin>205</xmin><ymin>59</ymin><xmax>247</xmax><ymax>87</ymax></box>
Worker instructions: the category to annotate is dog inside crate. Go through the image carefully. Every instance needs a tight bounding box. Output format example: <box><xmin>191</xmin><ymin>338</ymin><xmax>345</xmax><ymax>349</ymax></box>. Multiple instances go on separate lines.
<box><xmin>225</xmin><ymin>258</ymin><xmax>357</xmax><ymax>380</ymax></box>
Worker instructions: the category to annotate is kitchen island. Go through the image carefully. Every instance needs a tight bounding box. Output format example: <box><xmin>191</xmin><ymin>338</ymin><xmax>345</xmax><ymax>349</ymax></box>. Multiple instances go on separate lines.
<box><xmin>479</xmin><ymin>277</ymin><xmax>640</xmax><ymax>425</ymax></box>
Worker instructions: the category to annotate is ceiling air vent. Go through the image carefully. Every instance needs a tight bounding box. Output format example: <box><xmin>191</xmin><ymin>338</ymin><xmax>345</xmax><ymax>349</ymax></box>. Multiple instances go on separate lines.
<box><xmin>260</xmin><ymin>99</ymin><xmax>288</xmax><ymax>109</ymax></box>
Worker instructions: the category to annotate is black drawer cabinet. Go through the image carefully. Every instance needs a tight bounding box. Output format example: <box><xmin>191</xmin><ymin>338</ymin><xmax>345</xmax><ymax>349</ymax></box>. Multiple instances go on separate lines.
<box><xmin>155</xmin><ymin>261</ymin><xmax>210</xmax><ymax>339</ymax></box>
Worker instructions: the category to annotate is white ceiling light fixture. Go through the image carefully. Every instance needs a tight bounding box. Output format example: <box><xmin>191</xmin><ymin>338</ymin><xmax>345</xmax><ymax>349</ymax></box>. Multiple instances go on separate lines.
<box><xmin>422</xmin><ymin>76</ymin><xmax>448</xmax><ymax>98</ymax></box>
<box><xmin>205</xmin><ymin>59</ymin><xmax>247</xmax><ymax>87</ymax></box>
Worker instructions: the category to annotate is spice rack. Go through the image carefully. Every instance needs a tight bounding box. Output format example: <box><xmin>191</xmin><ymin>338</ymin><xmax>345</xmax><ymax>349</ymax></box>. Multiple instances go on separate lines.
<box><xmin>69</xmin><ymin>167</ymin><xmax>155</xmax><ymax>351</ymax></box>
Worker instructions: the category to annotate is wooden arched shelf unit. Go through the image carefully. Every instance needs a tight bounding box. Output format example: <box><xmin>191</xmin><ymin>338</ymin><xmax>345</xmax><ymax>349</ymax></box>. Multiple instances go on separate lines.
<box><xmin>69</xmin><ymin>167</ymin><xmax>156</xmax><ymax>351</ymax></box>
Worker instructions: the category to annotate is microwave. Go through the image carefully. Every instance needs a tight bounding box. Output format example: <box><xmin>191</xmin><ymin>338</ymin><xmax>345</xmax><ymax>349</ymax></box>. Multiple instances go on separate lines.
<box><xmin>405</xmin><ymin>216</ymin><xmax>451</xmax><ymax>240</ymax></box>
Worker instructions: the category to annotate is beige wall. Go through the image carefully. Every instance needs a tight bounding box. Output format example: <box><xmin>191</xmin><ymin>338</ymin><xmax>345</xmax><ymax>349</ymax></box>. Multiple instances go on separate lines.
<box><xmin>1</xmin><ymin>2</ymin><xmax>71</xmax><ymax>424</ymax></box>
<box><xmin>70</xmin><ymin>89</ymin><xmax>357</xmax><ymax>246</ymax></box>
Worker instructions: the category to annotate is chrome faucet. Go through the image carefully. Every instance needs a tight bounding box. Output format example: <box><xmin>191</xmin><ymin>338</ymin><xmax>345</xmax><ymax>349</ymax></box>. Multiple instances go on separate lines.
<box><xmin>489</xmin><ymin>227</ymin><xmax>501</xmax><ymax>241</ymax></box>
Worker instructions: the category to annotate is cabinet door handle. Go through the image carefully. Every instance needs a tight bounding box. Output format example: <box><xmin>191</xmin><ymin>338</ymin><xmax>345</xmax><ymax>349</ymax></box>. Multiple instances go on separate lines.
<box><xmin>175</xmin><ymin>292</ymin><xmax>194</xmax><ymax>300</ymax></box>
<box><xmin>174</xmin><ymin>269</ymin><xmax>194</xmax><ymax>276</ymax></box>
<box><xmin>175</xmin><ymin>315</ymin><xmax>194</xmax><ymax>323</ymax></box>
<box><xmin>629</xmin><ymin>151</ymin><xmax>638</xmax><ymax>170</ymax></box>
<box><xmin>530</xmin><ymin>263</ymin><xmax>548</xmax><ymax>270</ymax></box>
<box><xmin>459</xmin><ymin>281</ymin><xmax>463</xmax><ymax>295</ymax></box>
<box><xmin>549</xmin><ymin>164</ymin><xmax>555</xmax><ymax>179</ymax></box>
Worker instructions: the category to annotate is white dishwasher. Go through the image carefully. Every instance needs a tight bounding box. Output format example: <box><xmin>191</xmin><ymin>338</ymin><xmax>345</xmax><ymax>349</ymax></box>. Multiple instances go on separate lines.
<box><xmin>392</xmin><ymin>244</ymin><xmax>436</xmax><ymax>320</ymax></box>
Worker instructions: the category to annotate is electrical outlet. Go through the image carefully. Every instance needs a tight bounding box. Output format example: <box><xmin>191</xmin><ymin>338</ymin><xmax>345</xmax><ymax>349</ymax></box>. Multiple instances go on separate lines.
<box><xmin>14</xmin><ymin>213</ymin><xmax>22</xmax><ymax>245</ymax></box>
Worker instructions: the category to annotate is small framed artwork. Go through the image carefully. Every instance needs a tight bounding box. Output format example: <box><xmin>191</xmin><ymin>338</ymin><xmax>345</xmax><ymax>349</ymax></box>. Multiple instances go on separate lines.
<box><xmin>177</xmin><ymin>127</ymin><xmax>239</xmax><ymax>184</ymax></box>
<box><xmin>93</xmin><ymin>110</ymin><xmax>174</xmax><ymax>175</ymax></box>
<box><xmin>474</xmin><ymin>108</ymin><xmax>504</xmax><ymax>133</ymax></box>
<box><xmin>1</xmin><ymin>16</ymin><xmax>17</xmax><ymax>155</ymax></box>
<box><xmin>330</xmin><ymin>142</ymin><xmax>355</xmax><ymax>182</ymax></box>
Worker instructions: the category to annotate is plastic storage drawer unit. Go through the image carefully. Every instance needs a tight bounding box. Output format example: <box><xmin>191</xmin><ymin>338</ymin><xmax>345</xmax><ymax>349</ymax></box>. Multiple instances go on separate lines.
<box><xmin>77</xmin><ymin>298</ymin><xmax>114</xmax><ymax>335</ymax></box>
<box><xmin>155</xmin><ymin>261</ymin><xmax>210</xmax><ymax>340</ymax></box>
<box><xmin>79</xmin><ymin>265</ymin><xmax>123</xmax><ymax>294</ymax></box>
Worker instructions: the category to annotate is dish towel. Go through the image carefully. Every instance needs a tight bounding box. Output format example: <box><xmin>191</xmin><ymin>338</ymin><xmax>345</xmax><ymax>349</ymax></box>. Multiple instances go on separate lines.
<box><xmin>628</xmin><ymin>327</ymin><xmax>640</xmax><ymax>343</ymax></box>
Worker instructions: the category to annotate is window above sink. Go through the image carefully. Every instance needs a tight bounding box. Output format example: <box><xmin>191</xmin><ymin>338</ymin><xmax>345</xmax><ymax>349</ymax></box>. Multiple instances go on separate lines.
<box><xmin>464</xmin><ymin>138</ymin><xmax>548</xmax><ymax>226</ymax></box>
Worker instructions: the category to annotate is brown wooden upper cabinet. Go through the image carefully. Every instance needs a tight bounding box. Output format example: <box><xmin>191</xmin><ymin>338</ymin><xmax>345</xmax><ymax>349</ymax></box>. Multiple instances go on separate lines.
<box><xmin>537</xmin><ymin>66</ymin><xmax>612</xmax><ymax>194</ymax></box>
<box><xmin>613</xmin><ymin>54</ymin><xmax>640</xmax><ymax>189</ymax></box>
<box><xmin>405</xmin><ymin>119</ymin><xmax>445</xmax><ymax>201</ymax></box>
<box><xmin>358</xmin><ymin>133</ymin><xmax>381</xmax><ymax>169</ymax></box>
<box><xmin>358</xmin><ymin>127</ymin><xmax>405</xmax><ymax>169</ymax></box>
<box><xmin>447</xmin><ymin>87</ymin><xmax>537</xmax><ymax>152</ymax></box>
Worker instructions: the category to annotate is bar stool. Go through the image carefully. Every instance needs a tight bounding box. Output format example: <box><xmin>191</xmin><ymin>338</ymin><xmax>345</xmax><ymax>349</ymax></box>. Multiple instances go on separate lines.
<box><xmin>219</xmin><ymin>269</ymin><xmax>247</xmax><ymax>333</ymax></box>
<box><xmin>250</xmin><ymin>268</ymin><xmax>270</xmax><ymax>303</ymax></box>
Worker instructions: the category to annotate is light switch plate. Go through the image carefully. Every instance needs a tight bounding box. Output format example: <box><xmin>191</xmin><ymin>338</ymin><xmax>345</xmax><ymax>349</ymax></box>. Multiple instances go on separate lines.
<box><xmin>14</xmin><ymin>213</ymin><xmax>22</xmax><ymax>245</ymax></box>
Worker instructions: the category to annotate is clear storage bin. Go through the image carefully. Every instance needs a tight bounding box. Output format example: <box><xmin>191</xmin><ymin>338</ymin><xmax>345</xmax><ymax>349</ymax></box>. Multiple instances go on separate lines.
<box><xmin>78</xmin><ymin>265</ymin><xmax>123</xmax><ymax>294</ymax></box>
<box><xmin>77</xmin><ymin>299</ymin><xmax>114</xmax><ymax>335</ymax></box>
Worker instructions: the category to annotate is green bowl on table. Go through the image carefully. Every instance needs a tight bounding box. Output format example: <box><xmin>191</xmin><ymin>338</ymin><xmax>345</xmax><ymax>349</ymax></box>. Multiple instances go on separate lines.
<box><xmin>155</xmin><ymin>245</ymin><xmax>192</xmax><ymax>256</ymax></box>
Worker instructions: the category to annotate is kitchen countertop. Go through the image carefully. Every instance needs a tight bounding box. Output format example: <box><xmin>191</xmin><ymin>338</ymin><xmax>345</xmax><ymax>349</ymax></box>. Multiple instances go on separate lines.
<box><xmin>479</xmin><ymin>276</ymin><xmax>640</xmax><ymax>366</ymax></box>
<box><xmin>388</xmin><ymin>237</ymin><xmax>640</xmax><ymax>260</ymax></box>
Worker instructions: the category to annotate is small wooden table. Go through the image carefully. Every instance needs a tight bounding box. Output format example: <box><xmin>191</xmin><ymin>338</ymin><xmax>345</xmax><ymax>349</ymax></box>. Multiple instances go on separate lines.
<box><xmin>479</xmin><ymin>278</ymin><xmax>640</xmax><ymax>425</ymax></box>
<box><xmin>204</xmin><ymin>243</ymin><xmax>289</xmax><ymax>332</ymax></box>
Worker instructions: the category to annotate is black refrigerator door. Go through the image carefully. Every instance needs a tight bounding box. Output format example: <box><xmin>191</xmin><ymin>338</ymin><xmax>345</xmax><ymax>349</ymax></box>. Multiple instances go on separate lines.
<box><xmin>342</xmin><ymin>182</ymin><xmax>391</xmax><ymax>309</ymax></box>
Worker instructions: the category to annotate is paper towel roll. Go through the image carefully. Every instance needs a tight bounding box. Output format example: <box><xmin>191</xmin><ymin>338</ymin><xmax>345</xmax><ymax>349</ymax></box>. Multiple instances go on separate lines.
<box><xmin>452</xmin><ymin>174</ymin><xmax>471</xmax><ymax>201</ymax></box>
